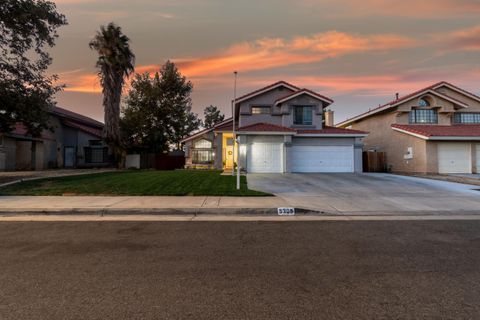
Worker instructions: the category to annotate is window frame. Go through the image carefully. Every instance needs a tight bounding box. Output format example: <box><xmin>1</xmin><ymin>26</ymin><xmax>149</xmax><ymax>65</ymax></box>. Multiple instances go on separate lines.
<box><xmin>84</xmin><ymin>146</ymin><xmax>108</xmax><ymax>164</ymax></box>
<box><xmin>251</xmin><ymin>106</ymin><xmax>271</xmax><ymax>115</ymax></box>
<box><xmin>293</xmin><ymin>106</ymin><xmax>314</xmax><ymax>125</ymax></box>
<box><xmin>409</xmin><ymin>108</ymin><xmax>438</xmax><ymax>124</ymax></box>
<box><xmin>453</xmin><ymin>113</ymin><xmax>480</xmax><ymax>124</ymax></box>
<box><xmin>192</xmin><ymin>149</ymin><xmax>214</xmax><ymax>164</ymax></box>
<box><xmin>194</xmin><ymin>139</ymin><xmax>212</xmax><ymax>149</ymax></box>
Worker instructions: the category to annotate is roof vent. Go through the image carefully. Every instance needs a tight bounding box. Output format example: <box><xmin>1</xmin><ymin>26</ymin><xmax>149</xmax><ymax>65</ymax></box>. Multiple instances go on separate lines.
<box><xmin>395</xmin><ymin>93</ymin><xmax>399</xmax><ymax>100</ymax></box>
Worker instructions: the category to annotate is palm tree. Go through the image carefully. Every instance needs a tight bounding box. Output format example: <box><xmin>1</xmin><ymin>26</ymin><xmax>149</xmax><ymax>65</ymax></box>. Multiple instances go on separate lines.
<box><xmin>89</xmin><ymin>22</ymin><xmax>135</xmax><ymax>167</ymax></box>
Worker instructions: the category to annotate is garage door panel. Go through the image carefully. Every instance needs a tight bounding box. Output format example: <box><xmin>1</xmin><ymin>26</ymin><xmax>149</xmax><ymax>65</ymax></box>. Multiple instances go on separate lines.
<box><xmin>247</xmin><ymin>143</ymin><xmax>283</xmax><ymax>173</ymax></box>
<box><xmin>477</xmin><ymin>144</ymin><xmax>480</xmax><ymax>173</ymax></box>
<box><xmin>438</xmin><ymin>143</ymin><xmax>471</xmax><ymax>174</ymax></box>
<box><xmin>291</xmin><ymin>146</ymin><xmax>354</xmax><ymax>173</ymax></box>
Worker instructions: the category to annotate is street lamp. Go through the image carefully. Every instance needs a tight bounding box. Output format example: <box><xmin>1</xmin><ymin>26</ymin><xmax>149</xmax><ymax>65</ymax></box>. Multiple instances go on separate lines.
<box><xmin>233</xmin><ymin>71</ymin><xmax>240</xmax><ymax>190</ymax></box>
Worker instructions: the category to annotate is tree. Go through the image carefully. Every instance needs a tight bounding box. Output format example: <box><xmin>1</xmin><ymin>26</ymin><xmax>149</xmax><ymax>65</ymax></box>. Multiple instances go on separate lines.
<box><xmin>89</xmin><ymin>22</ymin><xmax>135</xmax><ymax>166</ymax></box>
<box><xmin>0</xmin><ymin>0</ymin><xmax>67</xmax><ymax>136</ymax></box>
<box><xmin>203</xmin><ymin>105</ymin><xmax>225</xmax><ymax>129</ymax></box>
<box><xmin>121</xmin><ymin>61</ymin><xmax>201</xmax><ymax>152</ymax></box>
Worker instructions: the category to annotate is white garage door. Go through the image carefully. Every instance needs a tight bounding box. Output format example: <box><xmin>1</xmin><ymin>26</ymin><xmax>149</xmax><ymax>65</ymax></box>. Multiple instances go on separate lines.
<box><xmin>247</xmin><ymin>143</ymin><xmax>283</xmax><ymax>173</ymax></box>
<box><xmin>476</xmin><ymin>144</ymin><xmax>480</xmax><ymax>172</ymax></box>
<box><xmin>291</xmin><ymin>146</ymin><xmax>354</xmax><ymax>173</ymax></box>
<box><xmin>438</xmin><ymin>143</ymin><xmax>471</xmax><ymax>174</ymax></box>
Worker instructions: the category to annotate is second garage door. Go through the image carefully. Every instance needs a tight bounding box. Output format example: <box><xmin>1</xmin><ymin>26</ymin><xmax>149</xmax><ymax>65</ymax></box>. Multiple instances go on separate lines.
<box><xmin>291</xmin><ymin>146</ymin><xmax>354</xmax><ymax>173</ymax></box>
<box><xmin>438</xmin><ymin>143</ymin><xmax>471</xmax><ymax>174</ymax></box>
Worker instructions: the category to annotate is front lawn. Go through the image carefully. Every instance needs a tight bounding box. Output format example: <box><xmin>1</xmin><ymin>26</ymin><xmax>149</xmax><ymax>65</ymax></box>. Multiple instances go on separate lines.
<box><xmin>0</xmin><ymin>170</ymin><xmax>270</xmax><ymax>196</ymax></box>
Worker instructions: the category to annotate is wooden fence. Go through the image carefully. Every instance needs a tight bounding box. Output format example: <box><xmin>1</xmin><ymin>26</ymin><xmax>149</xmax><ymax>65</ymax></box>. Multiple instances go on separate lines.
<box><xmin>363</xmin><ymin>151</ymin><xmax>387</xmax><ymax>172</ymax></box>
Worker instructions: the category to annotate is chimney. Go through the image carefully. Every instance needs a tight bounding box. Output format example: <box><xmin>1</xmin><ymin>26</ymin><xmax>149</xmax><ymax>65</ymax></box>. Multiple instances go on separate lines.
<box><xmin>395</xmin><ymin>92</ymin><xmax>399</xmax><ymax>100</ymax></box>
<box><xmin>324</xmin><ymin>110</ymin><xmax>334</xmax><ymax>127</ymax></box>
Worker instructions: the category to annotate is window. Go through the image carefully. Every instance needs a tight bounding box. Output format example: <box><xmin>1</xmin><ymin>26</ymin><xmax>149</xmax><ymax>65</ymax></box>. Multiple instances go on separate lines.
<box><xmin>409</xmin><ymin>109</ymin><xmax>438</xmax><ymax>124</ymax></box>
<box><xmin>251</xmin><ymin>106</ymin><xmax>270</xmax><ymax>114</ymax></box>
<box><xmin>454</xmin><ymin>113</ymin><xmax>480</xmax><ymax>124</ymax></box>
<box><xmin>418</xmin><ymin>98</ymin><xmax>430</xmax><ymax>107</ymax></box>
<box><xmin>85</xmin><ymin>147</ymin><xmax>108</xmax><ymax>163</ymax></box>
<box><xmin>193</xmin><ymin>139</ymin><xmax>213</xmax><ymax>164</ymax></box>
<box><xmin>294</xmin><ymin>106</ymin><xmax>313</xmax><ymax>125</ymax></box>
<box><xmin>192</xmin><ymin>150</ymin><xmax>213</xmax><ymax>164</ymax></box>
<box><xmin>194</xmin><ymin>139</ymin><xmax>212</xmax><ymax>148</ymax></box>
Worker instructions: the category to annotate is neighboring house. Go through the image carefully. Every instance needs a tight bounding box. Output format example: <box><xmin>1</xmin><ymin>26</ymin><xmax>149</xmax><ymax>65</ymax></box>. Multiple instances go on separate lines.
<box><xmin>337</xmin><ymin>81</ymin><xmax>480</xmax><ymax>174</ymax></box>
<box><xmin>0</xmin><ymin>106</ymin><xmax>110</xmax><ymax>171</ymax></box>
<box><xmin>182</xmin><ymin>81</ymin><xmax>367</xmax><ymax>173</ymax></box>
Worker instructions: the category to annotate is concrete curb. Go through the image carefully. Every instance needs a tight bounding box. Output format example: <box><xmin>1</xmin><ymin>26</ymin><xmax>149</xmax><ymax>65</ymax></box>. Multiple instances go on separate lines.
<box><xmin>0</xmin><ymin>207</ymin><xmax>325</xmax><ymax>217</ymax></box>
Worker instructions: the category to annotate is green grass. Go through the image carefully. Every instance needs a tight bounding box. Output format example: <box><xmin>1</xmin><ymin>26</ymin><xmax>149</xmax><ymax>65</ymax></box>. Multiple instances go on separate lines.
<box><xmin>0</xmin><ymin>170</ymin><xmax>270</xmax><ymax>196</ymax></box>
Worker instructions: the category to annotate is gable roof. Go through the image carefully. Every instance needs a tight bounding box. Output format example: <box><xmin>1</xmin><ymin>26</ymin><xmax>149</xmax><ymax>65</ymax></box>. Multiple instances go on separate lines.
<box><xmin>180</xmin><ymin>118</ymin><xmax>234</xmax><ymax>143</ymax></box>
<box><xmin>337</xmin><ymin>81</ymin><xmax>478</xmax><ymax>127</ymax></box>
<box><xmin>274</xmin><ymin>88</ymin><xmax>334</xmax><ymax>106</ymax></box>
<box><xmin>63</xmin><ymin>120</ymin><xmax>103</xmax><ymax>138</ymax></box>
<box><xmin>52</xmin><ymin>106</ymin><xmax>104</xmax><ymax>128</ymax></box>
<box><xmin>235</xmin><ymin>81</ymin><xmax>300</xmax><ymax>104</ymax></box>
<box><xmin>392</xmin><ymin>124</ymin><xmax>480</xmax><ymax>140</ymax></box>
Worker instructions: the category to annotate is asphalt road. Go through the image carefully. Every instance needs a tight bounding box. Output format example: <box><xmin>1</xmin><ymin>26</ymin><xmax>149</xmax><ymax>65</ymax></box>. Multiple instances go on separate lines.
<box><xmin>1</xmin><ymin>221</ymin><xmax>480</xmax><ymax>319</ymax></box>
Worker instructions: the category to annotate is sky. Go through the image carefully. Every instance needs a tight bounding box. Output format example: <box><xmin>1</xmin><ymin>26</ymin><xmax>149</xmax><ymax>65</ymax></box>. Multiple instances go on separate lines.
<box><xmin>50</xmin><ymin>0</ymin><xmax>480</xmax><ymax>124</ymax></box>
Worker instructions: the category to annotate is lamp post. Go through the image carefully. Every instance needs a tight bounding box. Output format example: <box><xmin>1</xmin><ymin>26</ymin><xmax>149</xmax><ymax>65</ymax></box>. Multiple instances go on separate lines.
<box><xmin>233</xmin><ymin>71</ymin><xmax>240</xmax><ymax>190</ymax></box>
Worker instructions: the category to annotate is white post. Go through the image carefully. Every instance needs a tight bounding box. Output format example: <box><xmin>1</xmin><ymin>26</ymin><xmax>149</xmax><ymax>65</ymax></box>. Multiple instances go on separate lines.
<box><xmin>233</xmin><ymin>71</ymin><xmax>240</xmax><ymax>190</ymax></box>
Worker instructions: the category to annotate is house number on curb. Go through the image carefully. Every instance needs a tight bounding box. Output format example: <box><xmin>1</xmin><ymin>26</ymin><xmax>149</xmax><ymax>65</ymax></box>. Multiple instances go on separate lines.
<box><xmin>277</xmin><ymin>207</ymin><xmax>295</xmax><ymax>216</ymax></box>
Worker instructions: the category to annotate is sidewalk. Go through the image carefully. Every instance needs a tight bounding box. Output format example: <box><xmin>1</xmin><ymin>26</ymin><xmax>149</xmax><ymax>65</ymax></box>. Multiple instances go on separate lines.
<box><xmin>0</xmin><ymin>196</ymin><xmax>290</xmax><ymax>215</ymax></box>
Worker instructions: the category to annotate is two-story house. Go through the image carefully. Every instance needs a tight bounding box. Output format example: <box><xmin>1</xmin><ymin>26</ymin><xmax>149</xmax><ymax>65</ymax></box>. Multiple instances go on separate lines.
<box><xmin>182</xmin><ymin>81</ymin><xmax>368</xmax><ymax>173</ymax></box>
<box><xmin>337</xmin><ymin>81</ymin><xmax>480</xmax><ymax>174</ymax></box>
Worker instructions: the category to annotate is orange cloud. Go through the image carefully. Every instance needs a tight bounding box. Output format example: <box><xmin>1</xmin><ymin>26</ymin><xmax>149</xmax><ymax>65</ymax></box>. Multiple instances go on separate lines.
<box><xmin>176</xmin><ymin>31</ymin><xmax>416</xmax><ymax>78</ymax></box>
<box><xmin>61</xmin><ymin>31</ymin><xmax>415</xmax><ymax>93</ymax></box>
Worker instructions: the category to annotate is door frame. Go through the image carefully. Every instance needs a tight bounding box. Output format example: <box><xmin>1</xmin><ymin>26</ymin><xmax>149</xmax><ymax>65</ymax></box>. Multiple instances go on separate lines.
<box><xmin>64</xmin><ymin>146</ymin><xmax>76</xmax><ymax>168</ymax></box>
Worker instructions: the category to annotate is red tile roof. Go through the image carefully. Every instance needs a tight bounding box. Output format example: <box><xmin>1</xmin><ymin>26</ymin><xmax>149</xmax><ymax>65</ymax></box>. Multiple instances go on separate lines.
<box><xmin>63</xmin><ymin>120</ymin><xmax>103</xmax><ymax>138</ymax></box>
<box><xmin>297</xmin><ymin>126</ymin><xmax>368</xmax><ymax>135</ymax></box>
<box><xmin>237</xmin><ymin>123</ymin><xmax>296</xmax><ymax>132</ymax></box>
<box><xmin>392</xmin><ymin>124</ymin><xmax>480</xmax><ymax>137</ymax></box>
<box><xmin>338</xmin><ymin>81</ymin><xmax>477</xmax><ymax>127</ymax></box>
<box><xmin>237</xmin><ymin>123</ymin><xmax>367</xmax><ymax>135</ymax></box>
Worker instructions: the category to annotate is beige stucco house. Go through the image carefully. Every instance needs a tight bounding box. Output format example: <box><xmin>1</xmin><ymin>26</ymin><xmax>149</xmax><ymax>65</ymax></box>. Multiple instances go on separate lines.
<box><xmin>182</xmin><ymin>81</ymin><xmax>367</xmax><ymax>173</ymax></box>
<box><xmin>337</xmin><ymin>81</ymin><xmax>480</xmax><ymax>174</ymax></box>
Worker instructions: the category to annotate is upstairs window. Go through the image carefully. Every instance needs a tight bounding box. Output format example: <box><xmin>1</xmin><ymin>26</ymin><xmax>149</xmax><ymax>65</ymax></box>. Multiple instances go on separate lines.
<box><xmin>251</xmin><ymin>106</ymin><xmax>271</xmax><ymax>114</ymax></box>
<box><xmin>418</xmin><ymin>98</ymin><xmax>430</xmax><ymax>107</ymax></box>
<box><xmin>409</xmin><ymin>109</ymin><xmax>438</xmax><ymax>124</ymax></box>
<box><xmin>294</xmin><ymin>106</ymin><xmax>313</xmax><ymax>125</ymax></box>
<box><xmin>194</xmin><ymin>139</ymin><xmax>212</xmax><ymax>149</ymax></box>
<box><xmin>454</xmin><ymin>113</ymin><xmax>480</xmax><ymax>124</ymax></box>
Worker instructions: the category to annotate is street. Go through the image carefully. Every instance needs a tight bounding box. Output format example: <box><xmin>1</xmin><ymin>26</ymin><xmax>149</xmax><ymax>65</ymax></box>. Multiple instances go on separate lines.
<box><xmin>1</xmin><ymin>220</ymin><xmax>480</xmax><ymax>319</ymax></box>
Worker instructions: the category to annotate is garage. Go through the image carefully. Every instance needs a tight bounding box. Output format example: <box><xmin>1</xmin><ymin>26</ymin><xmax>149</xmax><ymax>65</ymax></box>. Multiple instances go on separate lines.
<box><xmin>247</xmin><ymin>143</ymin><xmax>283</xmax><ymax>173</ymax></box>
<box><xmin>291</xmin><ymin>145</ymin><xmax>354</xmax><ymax>173</ymax></box>
<box><xmin>437</xmin><ymin>143</ymin><xmax>471</xmax><ymax>174</ymax></box>
<box><xmin>477</xmin><ymin>144</ymin><xmax>480</xmax><ymax>173</ymax></box>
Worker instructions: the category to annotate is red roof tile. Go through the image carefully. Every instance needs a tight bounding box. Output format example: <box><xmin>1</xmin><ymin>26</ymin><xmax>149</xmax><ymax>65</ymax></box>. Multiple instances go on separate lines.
<box><xmin>237</xmin><ymin>123</ymin><xmax>296</xmax><ymax>132</ymax></box>
<box><xmin>297</xmin><ymin>126</ymin><xmax>368</xmax><ymax>135</ymax></box>
<box><xmin>275</xmin><ymin>88</ymin><xmax>334</xmax><ymax>105</ymax></box>
<box><xmin>338</xmin><ymin>81</ymin><xmax>476</xmax><ymax>127</ymax></box>
<box><xmin>392</xmin><ymin>124</ymin><xmax>480</xmax><ymax>137</ymax></box>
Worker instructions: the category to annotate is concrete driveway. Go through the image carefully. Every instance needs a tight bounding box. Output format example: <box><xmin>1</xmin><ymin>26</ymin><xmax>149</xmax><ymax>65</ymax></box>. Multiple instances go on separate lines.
<box><xmin>247</xmin><ymin>173</ymin><xmax>480</xmax><ymax>214</ymax></box>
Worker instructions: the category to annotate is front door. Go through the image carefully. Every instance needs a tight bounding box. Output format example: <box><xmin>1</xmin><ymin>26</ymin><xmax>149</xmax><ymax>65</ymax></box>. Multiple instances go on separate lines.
<box><xmin>225</xmin><ymin>146</ymin><xmax>234</xmax><ymax>169</ymax></box>
<box><xmin>64</xmin><ymin>147</ymin><xmax>75</xmax><ymax>168</ymax></box>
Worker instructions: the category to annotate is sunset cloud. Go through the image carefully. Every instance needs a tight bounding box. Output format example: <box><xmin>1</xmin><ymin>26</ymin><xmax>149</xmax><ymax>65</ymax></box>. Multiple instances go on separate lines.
<box><xmin>443</xmin><ymin>25</ymin><xmax>480</xmax><ymax>51</ymax></box>
<box><xmin>175</xmin><ymin>31</ymin><xmax>416</xmax><ymax>78</ymax></box>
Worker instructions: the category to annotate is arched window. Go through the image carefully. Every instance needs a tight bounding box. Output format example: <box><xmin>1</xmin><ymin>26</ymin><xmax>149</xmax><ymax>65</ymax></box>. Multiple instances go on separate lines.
<box><xmin>194</xmin><ymin>139</ymin><xmax>212</xmax><ymax>149</ymax></box>
<box><xmin>418</xmin><ymin>98</ymin><xmax>430</xmax><ymax>107</ymax></box>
